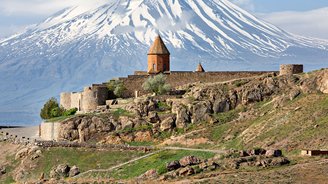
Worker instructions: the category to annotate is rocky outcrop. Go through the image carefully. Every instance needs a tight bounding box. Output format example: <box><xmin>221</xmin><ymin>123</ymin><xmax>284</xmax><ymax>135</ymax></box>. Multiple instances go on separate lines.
<box><xmin>139</xmin><ymin>169</ymin><xmax>158</xmax><ymax>179</ymax></box>
<box><xmin>160</xmin><ymin>116</ymin><xmax>176</xmax><ymax>131</ymax></box>
<box><xmin>58</xmin><ymin>70</ymin><xmax>328</xmax><ymax>143</ymax></box>
<box><xmin>69</xmin><ymin>166</ymin><xmax>80</xmax><ymax>177</ymax></box>
<box><xmin>50</xmin><ymin>164</ymin><xmax>80</xmax><ymax>179</ymax></box>
<box><xmin>179</xmin><ymin>156</ymin><xmax>202</xmax><ymax>167</ymax></box>
<box><xmin>166</xmin><ymin>160</ymin><xmax>181</xmax><ymax>171</ymax></box>
<box><xmin>15</xmin><ymin>146</ymin><xmax>42</xmax><ymax>160</ymax></box>
<box><xmin>50</xmin><ymin>164</ymin><xmax>70</xmax><ymax>179</ymax></box>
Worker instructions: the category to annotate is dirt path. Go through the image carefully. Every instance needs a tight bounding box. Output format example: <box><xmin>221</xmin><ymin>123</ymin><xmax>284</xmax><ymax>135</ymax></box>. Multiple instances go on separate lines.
<box><xmin>161</xmin><ymin>146</ymin><xmax>226</xmax><ymax>154</ymax></box>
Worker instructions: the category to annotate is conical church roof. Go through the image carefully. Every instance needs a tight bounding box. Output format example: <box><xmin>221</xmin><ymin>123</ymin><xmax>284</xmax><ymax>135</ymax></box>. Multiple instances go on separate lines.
<box><xmin>196</xmin><ymin>63</ymin><xmax>205</xmax><ymax>72</ymax></box>
<box><xmin>148</xmin><ymin>35</ymin><xmax>170</xmax><ymax>55</ymax></box>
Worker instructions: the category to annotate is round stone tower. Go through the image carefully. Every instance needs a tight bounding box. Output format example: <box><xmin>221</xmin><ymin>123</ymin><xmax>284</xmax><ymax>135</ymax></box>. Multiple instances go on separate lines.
<box><xmin>280</xmin><ymin>64</ymin><xmax>304</xmax><ymax>75</ymax></box>
<box><xmin>148</xmin><ymin>35</ymin><xmax>170</xmax><ymax>74</ymax></box>
<box><xmin>81</xmin><ymin>85</ymin><xmax>109</xmax><ymax>112</ymax></box>
<box><xmin>81</xmin><ymin>87</ymin><xmax>97</xmax><ymax>112</ymax></box>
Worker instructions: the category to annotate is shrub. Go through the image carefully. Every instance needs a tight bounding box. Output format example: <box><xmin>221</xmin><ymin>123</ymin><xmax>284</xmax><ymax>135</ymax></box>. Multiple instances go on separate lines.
<box><xmin>142</xmin><ymin>74</ymin><xmax>171</xmax><ymax>95</ymax></box>
<box><xmin>107</xmin><ymin>80</ymin><xmax>126</xmax><ymax>98</ymax></box>
<box><xmin>40</xmin><ymin>97</ymin><xmax>62</xmax><ymax>119</ymax></box>
<box><xmin>63</xmin><ymin>108</ymin><xmax>78</xmax><ymax>116</ymax></box>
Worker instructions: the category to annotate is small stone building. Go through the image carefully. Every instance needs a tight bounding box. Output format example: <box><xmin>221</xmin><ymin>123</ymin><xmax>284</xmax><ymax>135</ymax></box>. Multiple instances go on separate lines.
<box><xmin>280</xmin><ymin>64</ymin><xmax>303</xmax><ymax>75</ymax></box>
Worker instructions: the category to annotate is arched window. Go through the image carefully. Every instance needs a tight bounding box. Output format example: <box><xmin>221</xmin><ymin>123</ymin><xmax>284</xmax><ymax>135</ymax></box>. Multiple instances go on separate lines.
<box><xmin>153</xmin><ymin>63</ymin><xmax>156</xmax><ymax>70</ymax></box>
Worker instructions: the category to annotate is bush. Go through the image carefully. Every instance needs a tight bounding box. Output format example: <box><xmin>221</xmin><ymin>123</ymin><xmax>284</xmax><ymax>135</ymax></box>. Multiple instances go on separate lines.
<box><xmin>63</xmin><ymin>108</ymin><xmax>78</xmax><ymax>116</ymax></box>
<box><xmin>142</xmin><ymin>74</ymin><xmax>171</xmax><ymax>95</ymax></box>
<box><xmin>107</xmin><ymin>80</ymin><xmax>126</xmax><ymax>98</ymax></box>
<box><xmin>40</xmin><ymin>97</ymin><xmax>62</xmax><ymax>119</ymax></box>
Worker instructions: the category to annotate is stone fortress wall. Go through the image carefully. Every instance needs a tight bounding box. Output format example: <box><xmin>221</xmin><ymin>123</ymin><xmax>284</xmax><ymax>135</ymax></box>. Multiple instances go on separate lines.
<box><xmin>60</xmin><ymin>64</ymin><xmax>303</xmax><ymax>113</ymax></box>
<box><xmin>280</xmin><ymin>64</ymin><xmax>304</xmax><ymax>75</ymax></box>
<box><xmin>119</xmin><ymin>71</ymin><xmax>278</xmax><ymax>97</ymax></box>
<box><xmin>60</xmin><ymin>84</ymin><xmax>108</xmax><ymax>113</ymax></box>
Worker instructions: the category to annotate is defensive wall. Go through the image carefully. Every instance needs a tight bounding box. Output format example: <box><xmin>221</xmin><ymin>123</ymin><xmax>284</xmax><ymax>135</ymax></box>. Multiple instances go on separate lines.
<box><xmin>60</xmin><ymin>64</ymin><xmax>304</xmax><ymax>113</ymax></box>
<box><xmin>119</xmin><ymin>71</ymin><xmax>278</xmax><ymax>97</ymax></box>
<box><xmin>40</xmin><ymin>122</ymin><xmax>61</xmax><ymax>141</ymax></box>
<box><xmin>60</xmin><ymin>84</ymin><xmax>108</xmax><ymax>113</ymax></box>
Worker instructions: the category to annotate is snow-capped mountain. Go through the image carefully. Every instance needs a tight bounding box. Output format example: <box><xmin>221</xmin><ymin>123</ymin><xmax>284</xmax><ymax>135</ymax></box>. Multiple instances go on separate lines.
<box><xmin>0</xmin><ymin>0</ymin><xmax>327</xmax><ymax>125</ymax></box>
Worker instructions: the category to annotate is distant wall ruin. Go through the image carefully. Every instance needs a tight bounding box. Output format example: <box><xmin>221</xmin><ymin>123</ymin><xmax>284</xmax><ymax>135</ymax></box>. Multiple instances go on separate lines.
<box><xmin>280</xmin><ymin>64</ymin><xmax>304</xmax><ymax>75</ymax></box>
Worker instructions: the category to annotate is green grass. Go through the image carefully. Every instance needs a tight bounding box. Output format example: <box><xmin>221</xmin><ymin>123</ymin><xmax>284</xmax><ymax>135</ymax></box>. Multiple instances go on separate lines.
<box><xmin>157</xmin><ymin>101</ymin><xmax>171</xmax><ymax>111</ymax></box>
<box><xmin>112</xmin><ymin>108</ymin><xmax>134</xmax><ymax>119</ymax></box>
<box><xmin>109</xmin><ymin>150</ymin><xmax>216</xmax><ymax>179</ymax></box>
<box><xmin>45</xmin><ymin>115</ymin><xmax>76</xmax><ymax>122</ymax></box>
<box><xmin>214</xmin><ymin>109</ymin><xmax>239</xmax><ymax>124</ymax></box>
<box><xmin>29</xmin><ymin>147</ymin><xmax>145</xmax><ymax>179</ymax></box>
<box><xmin>0</xmin><ymin>153</ymin><xmax>20</xmax><ymax>184</ymax></box>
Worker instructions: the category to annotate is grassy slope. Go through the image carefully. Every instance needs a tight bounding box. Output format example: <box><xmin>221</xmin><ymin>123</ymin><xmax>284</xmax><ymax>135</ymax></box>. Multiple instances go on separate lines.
<box><xmin>109</xmin><ymin>150</ymin><xmax>215</xmax><ymax>179</ymax></box>
<box><xmin>19</xmin><ymin>147</ymin><xmax>146</xmax><ymax>182</ymax></box>
<box><xmin>202</xmin><ymin>93</ymin><xmax>328</xmax><ymax>152</ymax></box>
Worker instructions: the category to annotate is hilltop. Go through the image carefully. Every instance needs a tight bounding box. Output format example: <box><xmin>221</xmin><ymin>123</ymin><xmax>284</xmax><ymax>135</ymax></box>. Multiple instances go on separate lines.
<box><xmin>1</xmin><ymin>68</ymin><xmax>328</xmax><ymax>183</ymax></box>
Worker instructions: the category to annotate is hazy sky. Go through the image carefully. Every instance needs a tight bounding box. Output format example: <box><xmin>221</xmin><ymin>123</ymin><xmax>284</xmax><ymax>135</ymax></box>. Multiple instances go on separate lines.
<box><xmin>0</xmin><ymin>0</ymin><xmax>328</xmax><ymax>39</ymax></box>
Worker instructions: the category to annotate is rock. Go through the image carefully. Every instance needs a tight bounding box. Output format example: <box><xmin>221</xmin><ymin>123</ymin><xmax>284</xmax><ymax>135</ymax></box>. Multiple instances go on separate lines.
<box><xmin>148</xmin><ymin>112</ymin><xmax>160</xmax><ymax>123</ymax></box>
<box><xmin>99</xmin><ymin>134</ymin><xmax>124</xmax><ymax>145</ymax></box>
<box><xmin>31</xmin><ymin>154</ymin><xmax>40</xmax><ymax>160</ymax></box>
<box><xmin>120</xmin><ymin>117</ymin><xmax>134</xmax><ymax>130</ymax></box>
<box><xmin>166</xmin><ymin>160</ymin><xmax>181</xmax><ymax>171</ymax></box>
<box><xmin>199</xmin><ymin>159</ymin><xmax>219</xmax><ymax>170</ymax></box>
<box><xmin>69</xmin><ymin>166</ymin><xmax>80</xmax><ymax>177</ymax></box>
<box><xmin>50</xmin><ymin>164</ymin><xmax>70</xmax><ymax>178</ymax></box>
<box><xmin>213</xmin><ymin>98</ymin><xmax>231</xmax><ymax>113</ymax></box>
<box><xmin>239</xmin><ymin>150</ymin><xmax>249</xmax><ymax>157</ymax></box>
<box><xmin>139</xmin><ymin>169</ymin><xmax>158</xmax><ymax>179</ymax></box>
<box><xmin>271</xmin><ymin>157</ymin><xmax>290</xmax><ymax>166</ymax></box>
<box><xmin>178</xmin><ymin>166</ymin><xmax>195</xmax><ymax>176</ymax></box>
<box><xmin>0</xmin><ymin>166</ymin><xmax>6</xmax><ymax>175</ymax></box>
<box><xmin>39</xmin><ymin>172</ymin><xmax>45</xmax><ymax>180</ymax></box>
<box><xmin>265</xmin><ymin>150</ymin><xmax>283</xmax><ymax>157</ymax></box>
<box><xmin>160</xmin><ymin>116</ymin><xmax>176</xmax><ymax>131</ymax></box>
<box><xmin>256</xmin><ymin>157</ymin><xmax>290</xmax><ymax>167</ymax></box>
<box><xmin>247</xmin><ymin>148</ymin><xmax>266</xmax><ymax>156</ymax></box>
<box><xmin>15</xmin><ymin>148</ymin><xmax>29</xmax><ymax>160</ymax></box>
<box><xmin>134</xmin><ymin>131</ymin><xmax>153</xmax><ymax>142</ymax></box>
<box><xmin>289</xmin><ymin>89</ymin><xmax>301</xmax><ymax>100</ymax></box>
<box><xmin>36</xmin><ymin>150</ymin><xmax>42</xmax><ymax>155</ymax></box>
<box><xmin>175</xmin><ymin>106</ymin><xmax>190</xmax><ymax>128</ymax></box>
<box><xmin>179</xmin><ymin>156</ymin><xmax>201</xmax><ymax>167</ymax></box>
<box><xmin>191</xmin><ymin>101</ymin><xmax>212</xmax><ymax>123</ymax></box>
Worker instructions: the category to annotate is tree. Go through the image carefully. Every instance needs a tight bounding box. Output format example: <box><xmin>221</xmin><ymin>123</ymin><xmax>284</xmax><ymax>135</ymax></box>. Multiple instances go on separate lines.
<box><xmin>107</xmin><ymin>80</ymin><xmax>126</xmax><ymax>98</ymax></box>
<box><xmin>142</xmin><ymin>74</ymin><xmax>171</xmax><ymax>95</ymax></box>
<box><xmin>40</xmin><ymin>97</ymin><xmax>62</xmax><ymax>119</ymax></box>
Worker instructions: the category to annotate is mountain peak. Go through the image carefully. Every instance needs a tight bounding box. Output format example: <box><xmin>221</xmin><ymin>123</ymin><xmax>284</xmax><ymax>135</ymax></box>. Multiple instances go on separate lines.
<box><xmin>0</xmin><ymin>0</ymin><xmax>327</xmax><ymax>124</ymax></box>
